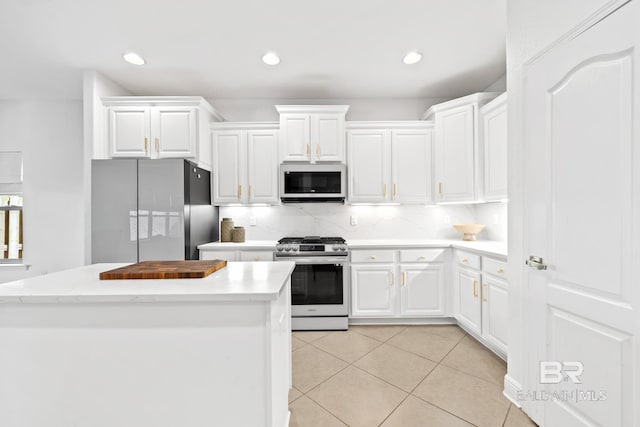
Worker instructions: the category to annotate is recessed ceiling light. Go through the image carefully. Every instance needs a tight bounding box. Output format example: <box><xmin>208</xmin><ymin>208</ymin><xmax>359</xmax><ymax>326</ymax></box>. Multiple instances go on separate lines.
<box><xmin>403</xmin><ymin>51</ymin><xmax>422</xmax><ymax>65</ymax></box>
<box><xmin>123</xmin><ymin>52</ymin><xmax>145</xmax><ymax>66</ymax></box>
<box><xmin>262</xmin><ymin>52</ymin><xmax>280</xmax><ymax>65</ymax></box>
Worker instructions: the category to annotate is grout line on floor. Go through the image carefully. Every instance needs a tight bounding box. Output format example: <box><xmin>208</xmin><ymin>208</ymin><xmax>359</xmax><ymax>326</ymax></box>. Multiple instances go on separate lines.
<box><xmin>348</xmin><ymin>325</ymin><xmax>408</xmax><ymax>343</ymax></box>
<box><xmin>501</xmin><ymin>403</ymin><xmax>513</xmax><ymax>427</ymax></box>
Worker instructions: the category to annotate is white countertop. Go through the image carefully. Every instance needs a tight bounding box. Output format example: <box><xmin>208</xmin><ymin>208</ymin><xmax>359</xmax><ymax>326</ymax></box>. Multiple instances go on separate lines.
<box><xmin>0</xmin><ymin>262</ymin><xmax>295</xmax><ymax>304</ymax></box>
<box><xmin>198</xmin><ymin>240</ymin><xmax>276</xmax><ymax>250</ymax></box>
<box><xmin>348</xmin><ymin>239</ymin><xmax>507</xmax><ymax>258</ymax></box>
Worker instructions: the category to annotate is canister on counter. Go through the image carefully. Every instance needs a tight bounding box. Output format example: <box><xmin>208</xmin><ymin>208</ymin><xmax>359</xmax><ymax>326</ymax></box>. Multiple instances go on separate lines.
<box><xmin>220</xmin><ymin>218</ymin><xmax>234</xmax><ymax>242</ymax></box>
<box><xmin>232</xmin><ymin>226</ymin><xmax>245</xmax><ymax>243</ymax></box>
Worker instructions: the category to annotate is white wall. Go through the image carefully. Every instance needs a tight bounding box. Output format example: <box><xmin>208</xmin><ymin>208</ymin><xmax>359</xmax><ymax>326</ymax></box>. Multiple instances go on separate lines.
<box><xmin>483</xmin><ymin>73</ymin><xmax>506</xmax><ymax>92</ymax></box>
<box><xmin>475</xmin><ymin>202</ymin><xmax>508</xmax><ymax>242</ymax></box>
<box><xmin>506</xmin><ymin>0</ymin><xmax>617</xmax><ymax>410</ymax></box>
<box><xmin>0</xmin><ymin>100</ymin><xmax>84</xmax><ymax>283</ymax></box>
<box><xmin>208</xmin><ymin>97</ymin><xmax>451</xmax><ymax>122</ymax></box>
<box><xmin>219</xmin><ymin>204</ymin><xmax>477</xmax><ymax>241</ymax></box>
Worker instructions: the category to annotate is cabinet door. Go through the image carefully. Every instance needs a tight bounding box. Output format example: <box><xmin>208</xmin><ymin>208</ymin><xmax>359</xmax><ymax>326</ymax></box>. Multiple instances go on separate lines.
<box><xmin>311</xmin><ymin>113</ymin><xmax>344</xmax><ymax>162</ymax></box>
<box><xmin>481</xmin><ymin>276</ymin><xmax>508</xmax><ymax>355</ymax></box>
<box><xmin>152</xmin><ymin>107</ymin><xmax>197</xmax><ymax>159</ymax></box>
<box><xmin>247</xmin><ymin>130</ymin><xmax>279</xmax><ymax>204</ymax></box>
<box><xmin>434</xmin><ymin>104</ymin><xmax>476</xmax><ymax>202</ymax></box>
<box><xmin>482</xmin><ymin>98</ymin><xmax>508</xmax><ymax>201</ymax></box>
<box><xmin>347</xmin><ymin>130</ymin><xmax>391</xmax><ymax>203</ymax></box>
<box><xmin>351</xmin><ymin>264</ymin><xmax>396</xmax><ymax>317</ymax></box>
<box><xmin>109</xmin><ymin>106</ymin><xmax>151</xmax><ymax>157</ymax></box>
<box><xmin>400</xmin><ymin>264</ymin><xmax>444</xmax><ymax>316</ymax></box>
<box><xmin>212</xmin><ymin>130</ymin><xmax>245</xmax><ymax>204</ymax></box>
<box><xmin>239</xmin><ymin>251</ymin><xmax>274</xmax><ymax>261</ymax></box>
<box><xmin>391</xmin><ymin>129</ymin><xmax>433</xmax><ymax>203</ymax></box>
<box><xmin>280</xmin><ymin>114</ymin><xmax>310</xmax><ymax>162</ymax></box>
<box><xmin>455</xmin><ymin>267</ymin><xmax>482</xmax><ymax>335</ymax></box>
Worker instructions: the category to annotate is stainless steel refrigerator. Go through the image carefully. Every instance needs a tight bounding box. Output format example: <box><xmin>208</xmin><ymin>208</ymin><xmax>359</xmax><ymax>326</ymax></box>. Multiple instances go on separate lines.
<box><xmin>91</xmin><ymin>159</ymin><xmax>219</xmax><ymax>263</ymax></box>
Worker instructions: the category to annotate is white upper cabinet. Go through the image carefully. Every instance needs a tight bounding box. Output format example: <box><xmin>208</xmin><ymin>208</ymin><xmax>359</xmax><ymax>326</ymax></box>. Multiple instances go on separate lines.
<box><xmin>211</xmin><ymin>123</ymin><xmax>279</xmax><ymax>205</ymax></box>
<box><xmin>480</xmin><ymin>93</ymin><xmax>508</xmax><ymax>201</ymax></box>
<box><xmin>276</xmin><ymin>106</ymin><xmax>348</xmax><ymax>163</ymax></box>
<box><xmin>347</xmin><ymin>122</ymin><xmax>433</xmax><ymax>204</ymax></box>
<box><xmin>423</xmin><ymin>93</ymin><xmax>499</xmax><ymax>203</ymax></box>
<box><xmin>102</xmin><ymin>97</ymin><xmax>223</xmax><ymax>171</ymax></box>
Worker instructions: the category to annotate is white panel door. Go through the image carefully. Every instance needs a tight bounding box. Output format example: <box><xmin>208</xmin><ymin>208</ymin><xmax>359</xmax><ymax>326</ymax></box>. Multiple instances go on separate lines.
<box><xmin>247</xmin><ymin>130</ymin><xmax>278</xmax><ymax>204</ymax></box>
<box><xmin>280</xmin><ymin>114</ymin><xmax>310</xmax><ymax>162</ymax></box>
<box><xmin>481</xmin><ymin>276</ymin><xmax>508</xmax><ymax>355</ymax></box>
<box><xmin>481</xmin><ymin>96</ymin><xmax>508</xmax><ymax>201</ymax></box>
<box><xmin>434</xmin><ymin>104</ymin><xmax>475</xmax><ymax>202</ymax></box>
<box><xmin>109</xmin><ymin>106</ymin><xmax>150</xmax><ymax>157</ymax></box>
<box><xmin>524</xmin><ymin>3</ymin><xmax>638</xmax><ymax>425</ymax></box>
<box><xmin>153</xmin><ymin>107</ymin><xmax>197</xmax><ymax>159</ymax></box>
<box><xmin>347</xmin><ymin>130</ymin><xmax>390</xmax><ymax>203</ymax></box>
<box><xmin>391</xmin><ymin>129</ymin><xmax>433</xmax><ymax>203</ymax></box>
<box><xmin>311</xmin><ymin>113</ymin><xmax>344</xmax><ymax>162</ymax></box>
<box><xmin>400</xmin><ymin>264</ymin><xmax>444</xmax><ymax>316</ymax></box>
<box><xmin>212</xmin><ymin>130</ymin><xmax>245</xmax><ymax>204</ymax></box>
<box><xmin>455</xmin><ymin>267</ymin><xmax>481</xmax><ymax>335</ymax></box>
<box><xmin>351</xmin><ymin>265</ymin><xmax>396</xmax><ymax>317</ymax></box>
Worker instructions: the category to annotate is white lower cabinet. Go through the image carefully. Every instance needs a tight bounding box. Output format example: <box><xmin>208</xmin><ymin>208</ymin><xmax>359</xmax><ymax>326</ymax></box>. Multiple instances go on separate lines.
<box><xmin>200</xmin><ymin>249</ymin><xmax>273</xmax><ymax>262</ymax></box>
<box><xmin>453</xmin><ymin>250</ymin><xmax>508</xmax><ymax>356</ymax></box>
<box><xmin>350</xmin><ymin>248</ymin><xmax>447</xmax><ymax>318</ymax></box>
<box><xmin>351</xmin><ymin>264</ymin><xmax>396</xmax><ymax>317</ymax></box>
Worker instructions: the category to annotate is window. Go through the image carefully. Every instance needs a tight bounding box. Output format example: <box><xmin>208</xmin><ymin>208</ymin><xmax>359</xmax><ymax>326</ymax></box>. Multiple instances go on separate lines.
<box><xmin>0</xmin><ymin>195</ymin><xmax>22</xmax><ymax>262</ymax></box>
<box><xmin>0</xmin><ymin>152</ymin><xmax>23</xmax><ymax>263</ymax></box>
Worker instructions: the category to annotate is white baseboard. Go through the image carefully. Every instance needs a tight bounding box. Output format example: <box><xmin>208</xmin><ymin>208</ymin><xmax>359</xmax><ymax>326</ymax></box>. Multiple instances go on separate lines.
<box><xmin>503</xmin><ymin>374</ymin><xmax>523</xmax><ymax>407</ymax></box>
<box><xmin>348</xmin><ymin>317</ymin><xmax>457</xmax><ymax>325</ymax></box>
<box><xmin>284</xmin><ymin>410</ymin><xmax>290</xmax><ymax>427</ymax></box>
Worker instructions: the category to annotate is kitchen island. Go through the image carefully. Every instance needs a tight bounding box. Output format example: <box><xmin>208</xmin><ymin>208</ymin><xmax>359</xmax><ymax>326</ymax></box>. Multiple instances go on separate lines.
<box><xmin>0</xmin><ymin>262</ymin><xmax>294</xmax><ymax>427</ymax></box>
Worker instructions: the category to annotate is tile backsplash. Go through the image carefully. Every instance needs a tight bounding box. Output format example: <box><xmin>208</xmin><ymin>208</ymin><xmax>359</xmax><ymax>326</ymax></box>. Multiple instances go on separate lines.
<box><xmin>218</xmin><ymin>203</ymin><xmax>507</xmax><ymax>241</ymax></box>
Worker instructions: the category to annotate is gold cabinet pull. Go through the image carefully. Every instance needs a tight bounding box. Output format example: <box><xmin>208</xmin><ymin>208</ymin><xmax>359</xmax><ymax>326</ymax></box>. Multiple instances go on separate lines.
<box><xmin>383</xmin><ymin>183</ymin><xmax>387</xmax><ymax>197</ymax></box>
<box><xmin>482</xmin><ymin>283</ymin><xmax>487</xmax><ymax>302</ymax></box>
<box><xmin>237</xmin><ymin>184</ymin><xmax>242</xmax><ymax>199</ymax></box>
<box><xmin>155</xmin><ymin>138</ymin><xmax>159</xmax><ymax>153</ymax></box>
<box><xmin>402</xmin><ymin>272</ymin><xmax>406</xmax><ymax>287</ymax></box>
<box><xmin>144</xmin><ymin>137</ymin><xmax>148</xmax><ymax>154</ymax></box>
<box><xmin>393</xmin><ymin>183</ymin><xmax>397</xmax><ymax>198</ymax></box>
<box><xmin>306</xmin><ymin>144</ymin><xmax>310</xmax><ymax>156</ymax></box>
<box><xmin>497</xmin><ymin>268</ymin><xmax>504</xmax><ymax>274</ymax></box>
<box><xmin>316</xmin><ymin>144</ymin><xmax>320</xmax><ymax>157</ymax></box>
<box><xmin>369</xmin><ymin>255</ymin><xmax>376</xmax><ymax>260</ymax></box>
<box><xmin>438</xmin><ymin>182</ymin><xmax>443</xmax><ymax>195</ymax></box>
<box><xmin>462</xmin><ymin>258</ymin><xmax>469</xmax><ymax>263</ymax></box>
<box><xmin>473</xmin><ymin>280</ymin><xmax>478</xmax><ymax>297</ymax></box>
<box><xmin>390</xmin><ymin>272</ymin><xmax>395</xmax><ymax>286</ymax></box>
<box><xmin>418</xmin><ymin>256</ymin><xmax>426</xmax><ymax>260</ymax></box>
<box><xmin>254</xmin><ymin>256</ymin><xmax>259</xmax><ymax>261</ymax></box>
<box><xmin>248</xmin><ymin>185</ymin><xmax>252</xmax><ymax>198</ymax></box>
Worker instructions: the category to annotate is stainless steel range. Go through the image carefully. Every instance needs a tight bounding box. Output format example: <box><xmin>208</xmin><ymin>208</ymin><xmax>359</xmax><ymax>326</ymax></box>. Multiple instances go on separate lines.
<box><xmin>275</xmin><ymin>236</ymin><xmax>348</xmax><ymax>331</ymax></box>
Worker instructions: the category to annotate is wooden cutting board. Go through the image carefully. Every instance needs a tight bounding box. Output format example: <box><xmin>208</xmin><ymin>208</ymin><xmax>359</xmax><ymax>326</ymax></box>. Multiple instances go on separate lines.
<box><xmin>99</xmin><ymin>260</ymin><xmax>227</xmax><ymax>280</ymax></box>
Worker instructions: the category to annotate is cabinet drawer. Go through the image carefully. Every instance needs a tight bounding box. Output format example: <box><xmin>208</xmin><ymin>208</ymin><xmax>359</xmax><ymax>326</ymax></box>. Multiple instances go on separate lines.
<box><xmin>399</xmin><ymin>249</ymin><xmax>445</xmax><ymax>263</ymax></box>
<box><xmin>350</xmin><ymin>250</ymin><xmax>394</xmax><ymax>263</ymax></box>
<box><xmin>200</xmin><ymin>250</ymin><xmax>237</xmax><ymax>262</ymax></box>
<box><xmin>482</xmin><ymin>257</ymin><xmax>508</xmax><ymax>279</ymax></box>
<box><xmin>455</xmin><ymin>250</ymin><xmax>481</xmax><ymax>270</ymax></box>
<box><xmin>239</xmin><ymin>251</ymin><xmax>274</xmax><ymax>262</ymax></box>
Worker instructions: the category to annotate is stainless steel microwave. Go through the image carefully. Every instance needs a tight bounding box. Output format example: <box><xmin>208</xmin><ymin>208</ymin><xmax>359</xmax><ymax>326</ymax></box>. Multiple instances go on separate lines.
<box><xmin>280</xmin><ymin>164</ymin><xmax>346</xmax><ymax>203</ymax></box>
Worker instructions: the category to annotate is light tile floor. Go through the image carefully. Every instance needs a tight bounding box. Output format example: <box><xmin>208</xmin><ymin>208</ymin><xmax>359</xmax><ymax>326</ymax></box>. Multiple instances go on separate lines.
<box><xmin>289</xmin><ymin>325</ymin><xmax>538</xmax><ymax>427</ymax></box>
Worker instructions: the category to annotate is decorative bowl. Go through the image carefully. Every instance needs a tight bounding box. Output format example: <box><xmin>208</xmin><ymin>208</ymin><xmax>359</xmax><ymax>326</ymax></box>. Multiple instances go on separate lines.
<box><xmin>453</xmin><ymin>224</ymin><xmax>485</xmax><ymax>241</ymax></box>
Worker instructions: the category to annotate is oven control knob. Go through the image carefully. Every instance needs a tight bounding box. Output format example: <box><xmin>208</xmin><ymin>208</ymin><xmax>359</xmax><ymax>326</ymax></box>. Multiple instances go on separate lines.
<box><xmin>339</xmin><ymin>245</ymin><xmax>347</xmax><ymax>251</ymax></box>
<box><xmin>292</xmin><ymin>246</ymin><xmax>298</xmax><ymax>252</ymax></box>
<box><xmin>332</xmin><ymin>245</ymin><xmax>339</xmax><ymax>251</ymax></box>
<box><xmin>276</xmin><ymin>245</ymin><xmax>283</xmax><ymax>252</ymax></box>
<box><xmin>284</xmin><ymin>245</ymin><xmax>292</xmax><ymax>252</ymax></box>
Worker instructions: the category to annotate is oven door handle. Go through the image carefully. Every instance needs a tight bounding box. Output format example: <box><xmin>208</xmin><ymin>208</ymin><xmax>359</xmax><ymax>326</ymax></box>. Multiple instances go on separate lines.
<box><xmin>278</xmin><ymin>258</ymin><xmax>347</xmax><ymax>264</ymax></box>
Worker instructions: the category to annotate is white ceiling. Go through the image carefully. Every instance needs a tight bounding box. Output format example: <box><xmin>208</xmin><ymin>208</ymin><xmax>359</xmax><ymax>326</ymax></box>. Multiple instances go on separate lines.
<box><xmin>0</xmin><ymin>0</ymin><xmax>506</xmax><ymax>100</ymax></box>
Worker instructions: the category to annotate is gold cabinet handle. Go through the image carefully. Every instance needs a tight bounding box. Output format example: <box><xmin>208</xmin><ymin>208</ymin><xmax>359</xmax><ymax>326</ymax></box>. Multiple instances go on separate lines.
<box><xmin>155</xmin><ymin>138</ymin><xmax>159</xmax><ymax>153</ymax></box>
<box><xmin>383</xmin><ymin>183</ymin><xmax>387</xmax><ymax>197</ymax></box>
<box><xmin>402</xmin><ymin>272</ymin><xmax>406</xmax><ymax>287</ymax></box>
<box><xmin>497</xmin><ymin>268</ymin><xmax>504</xmax><ymax>274</ymax></box>
<box><xmin>369</xmin><ymin>255</ymin><xmax>376</xmax><ymax>260</ymax></box>
<box><xmin>316</xmin><ymin>144</ymin><xmax>320</xmax><ymax>157</ymax></box>
<box><xmin>393</xmin><ymin>183</ymin><xmax>397</xmax><ymax>198</ymax></box>
<box><xmin>248</xmin><ymin>185</ymin><xmax>252</xmax><ymax>198</ymax></box>
<box><xmin>144</xmin><ymin>137</ymin><xmax>148</xmax><ymax>154</ymax></box>
<box><xmin>473</xmin><ymin>280</ymin><xmax>478</xmax><ymax>297</ymax></box>
<box><xmin>390</xmin><ymin>272</ymin><xmax>395</xmax><ymax>286</ymax></box>
<box><xmin>462</xmin><ymin>258</ymin><xmax>469</xmax><ymax>263</ymax></box>
<box><xmin>438</xmin><ymin>182</ymin><xmax>443</xmax><ymax>195</ymax></box>
<box><xmin>306</xmin><ymin>144</ymin><xmax>310</xmax><ymax>156</ymax></box>
<box><xmin>418</xmin><ymin>256</ymin><xmax>426</xmax><ymax>260</ymax></box>
<box><xmin>254</xmin><ymin>256</ymin><xmax>259</xmax><ymax>261</ymax></box>
<box><xmin>237</xmin><ymin>184</ymin><xmax>242</xmax><ymax>199</ymax></box>
<box><xmin>482</xmin><ymin>283</ymin><xmax>487</xmax><ymax>302</ymax></box>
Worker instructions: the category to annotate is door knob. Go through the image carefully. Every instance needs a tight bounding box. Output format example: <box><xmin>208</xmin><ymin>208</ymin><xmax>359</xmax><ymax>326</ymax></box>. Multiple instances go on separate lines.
<box><xmin>526</xmin><ymin>255</ymin><xmax>548</xmax><ymax>270</ymax></box>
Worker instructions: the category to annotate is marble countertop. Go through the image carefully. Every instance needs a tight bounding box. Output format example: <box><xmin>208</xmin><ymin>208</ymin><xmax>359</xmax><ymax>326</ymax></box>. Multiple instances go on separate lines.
<box><xmin>198</xmin><ymin>240</ymin><xmax>276</xmax><ymax>250</ymax></box>
<box><xmin>197</xmin><ymin>239</ymin><xmax>507</xmax><ymax>258</ymax></box>
<box><xmin>0</xmin><ymin>262</ymin><xmax>295</xmax><ymax>304</ymax></box>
